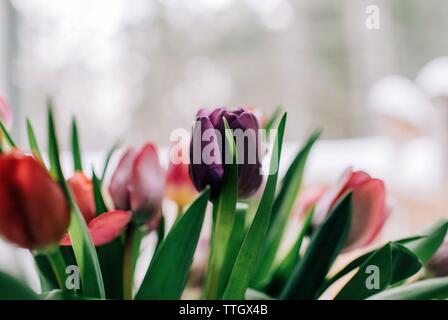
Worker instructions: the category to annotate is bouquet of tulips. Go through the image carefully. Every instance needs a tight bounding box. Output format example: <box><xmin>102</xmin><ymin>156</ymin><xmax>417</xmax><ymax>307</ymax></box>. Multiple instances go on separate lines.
<box><xmin>1</xmin><ymin>96</ymin><xmax>448</xmax><ymax>301</ymax></box>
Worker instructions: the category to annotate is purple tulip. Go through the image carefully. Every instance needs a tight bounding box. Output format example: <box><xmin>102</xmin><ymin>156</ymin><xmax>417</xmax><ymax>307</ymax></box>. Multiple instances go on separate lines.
<box><xmin>189</xmin><ymin>107</ymin><xmax>263</xmax><ymax>198</ymax></box>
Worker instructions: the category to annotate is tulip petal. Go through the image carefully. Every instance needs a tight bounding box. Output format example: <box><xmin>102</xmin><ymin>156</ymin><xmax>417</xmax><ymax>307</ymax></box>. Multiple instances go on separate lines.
<box><xmin>61</xmin><ymin>210</ymin><xmax>131</xmax><ymax>246</ymax></box>
<box><xmin>109</xmin><ymin>148</ymin><xmax>138</xmax><ymax>210</ymax></box>
<box><xmin>129</xmin><ymin>143</ymin><xmax>166</xmax><ymax>226</ymax></box>
<box><xmin>189</xmin><ymin>116</ymin><xmax>224</xmax><ymax>197</ymax></box>
<box><xmin>68</xmin><ymin>172</ymin><xmax>96</xmax><ymax>223</ymax></box>
<box><xmin>229</xmin><ymin>112</ymin><xmax>263</xmax><ymax>198</ymax></box>
<box><xmin>345</xmin><ymin>179</ymin><xmax>387</xmax><ymax>251</ymax></box>
<box><xmin>0</xmin><ymin>152</ymin><xmax>70</xmax><ymax>249</ymax></box>
<box><xmin>0</xmin><ymin>96</ymin><xmax>12</xmax><ymax>129</ymax></box>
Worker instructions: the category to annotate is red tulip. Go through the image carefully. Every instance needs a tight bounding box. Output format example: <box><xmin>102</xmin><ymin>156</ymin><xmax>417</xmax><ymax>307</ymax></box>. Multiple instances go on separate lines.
<box><xmin>313</xmin><ymin>168</ymin><xmax>388</xmax><ymax>251</ymax></box>
<box><xmin>0</xmin><ymin>96</ymin><xmax>12</xmax><ymax>129</ymax></box>
<box><xmin>109</xmin><ymin>143</ymin><xmax>165</xmax><ymax>228</ymax></box>
<box><xmin>0</xmin><ymin>151</ymin><xmax>70</xmax><ymax>249</ymax></box>
<box><xmin>67</xmin><ymin>172</ymin><xmax>96</xmax><ymax>223</ymax></box>
<box><xmin>166</xmin><ymin>145</ymin><xmax>197</xmax><ymax>209</ymax></box>
<box><xmin>60</xmin><ymin>210</ymin><xmax>131</xmax><ymax>247</ymax></box>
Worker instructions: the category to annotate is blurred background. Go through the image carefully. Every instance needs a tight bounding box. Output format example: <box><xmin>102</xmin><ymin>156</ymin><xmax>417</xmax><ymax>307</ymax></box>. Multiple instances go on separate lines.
<box><xmin>1</xmin><ymin>0</ymin><xmax>448</xmax><ymax>288</ymax></box>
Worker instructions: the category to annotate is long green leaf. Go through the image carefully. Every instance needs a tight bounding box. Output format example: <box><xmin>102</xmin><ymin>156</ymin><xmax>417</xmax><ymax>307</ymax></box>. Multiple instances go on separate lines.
<box><xmin>368</xmin><ymin>277</ymin><xmax>448</xmax><ymax>300</ymax></box>
<box><xmin>47</xmin><ymin>105</ymin><xmax>105</xmax><ymax>299</ymax></box>
<box><xmin>280</xmin><ymin>193</ymin><xmax>352</xmax><ymax>300</ymax></box>
<box><xmin>335</xmin><ymin>243</ymin><xmax>392</xmax><ymax>300</ymax></box>
<box><xmin>253</xmin><ymin>131</ymin><xmax>320</xmax><ymax>286</ymax></box>
<box><xmin>100</xmin><ymin>141</ymin><xmax>121</xmax><ymax>182</ymax></box>
<box><xmin>71</xmin><ymin>117</ymin><xmax>83</xmax><ymax>172</ymax></box>
<box><xmin>0</xmin><ymin>120</ymin><xmax>16</xmax><ymax>148</ymax></box>
<box><xmin>26</xmin><ymin>119</ymin><xmax>44</xmax><ymax>164</ymax></box>
<box><xmin>263</xmin><ymin>107</ymin><xmax>282</xmax><ymax>131</ymax></box>
<box><xmin>0</xmin><ymin>270</ymin><xmax>38</xmax><ymax>300</ymax></box>
<box><xmin>264</xmin><ymin>207</ymin><xmax>315</xmax><ymax>296</ymax></box>
<box><xmin>405</xmin><ymin>220</ymin><xmax>448</xmax><ymax>263</ymax></box>
<box><xmin>92</xmin><ymin>170</ymin><xmax>108</xmax><ymax>215</ymax></box>
<box><xmin>222</xmin><ymin>112</ymin><xmax>287</xmax><ymax>300</ymax></box>
<box><xmin>323</xmin><ymin>235</ymin><xmax>425</xmax><ymax>292</ymax></box>
<box><xmin>203</xmin><ymin>119</ymin><xmax>238</xmax><ymax>299</ymax></box>
<box><xmin>135</xmin><ymin>187</ymin><xmax>210</xmax><ymax>300</ymax></box>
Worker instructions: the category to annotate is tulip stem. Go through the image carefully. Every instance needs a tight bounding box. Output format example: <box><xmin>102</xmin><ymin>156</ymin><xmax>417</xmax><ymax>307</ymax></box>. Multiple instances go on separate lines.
<box><xmin>123</xmin><ymin>223</ymin><xmax>142</xmax><ymax>300</ymax></box>
<box><xmin>45</xmin><ymin>247</ymin><xmax>69</xmax><ymax>293</ymax></box>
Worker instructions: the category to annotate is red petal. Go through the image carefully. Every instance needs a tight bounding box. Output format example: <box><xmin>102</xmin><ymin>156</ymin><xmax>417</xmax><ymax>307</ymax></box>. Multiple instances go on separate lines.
<box><xmin>60</xmin><ymin>210</ymin><xmax>131</xmax><ymax>246</ymax></box>
<box><xmin>67</xmin><ymin>172</ymin><xmax>96</xmax><ymax>223</ymax></box>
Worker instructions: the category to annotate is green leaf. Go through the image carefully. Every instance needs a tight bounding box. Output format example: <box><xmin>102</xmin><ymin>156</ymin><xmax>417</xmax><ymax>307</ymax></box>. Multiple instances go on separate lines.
<box><xmin>264</xmin><ymin>207</ymin><xmax>315</xmax><ymax>296</ymax></box>
<box><xmin>390</xmin><ymin>243</ymin><xmax>422</xmax><ymax>284</ymax></box>
<box><xmin>26</xmin><ymin>119</ymin><xmax>44</xmax><ymax>164</ymax></box>
<box><xmin>280</xmin><ymin>193</ymin><xmax>352</xmax><ymax>300</ymax></box>
<box><xmin>92</xmin><ymin>170</ymin><xmax>108</xmax><ymax>215</ymax></box>
<box><xmin>323</xmin><ymin>235</ymin><xmax>426</xmax><ymax>292</ymax></box>
<box><xmin>253</xmin><ymin>131</ymin><xmax>320</xmax><ymax>286</ymax></box>
<box><xmin>405</xmin><ymin>220</ymin><xmax>448</xmax><ymax>263</ymax></box>
<box><xmin>135</xmin><ymin>187</ymin><xmax>210</xmax><ymax>300</ymax></box>
<box><xmin>263</xmin><ymin>106</ymin><xmax>282</xmax><ymax>131</ymax></box>
<box><xmin>219</xmin><ymin>206</ymin><xmax>247</xmax><ymax>297</ymax></box>
<box><xmin>47</xmin><ymin>104</ymin><xmax>105</xmax><ymax>299</ymax></box>
<box><xmin>0</xmin><ymin>270</ymin><xmax>38</xmax><ymax>300</ymax></box>
<box><xmin>368</xmin><ymin>277</ymin><xmax>448</xmax><ymax>300</ymax></box>
<box><xmin>222</xmin><ymin>112</ymin><xmax>287</xmax><ymax>300</ymax></box>
<box><xmin>40</xmin><ymin>289</ymin><xmax>93</xmax><ymax>300</ymax></box>
<box><xmin>96</xmin><ymin>239</ymin><xmax>124</xmax><ymax>299</ymax></box>
<box><xmin>100</xmin><ymin>141</ymin><xmax>121</xmax><ymax>182</ymax></box>
<box><xmin>71</xmin><ymin>117</ymin><xmax>83</xmax><ymax>172</ymax></box>
<box><xmin>333</xmin><ymin>242</ymin><xmax>421</xmax><ymax>300</ymax></box>
<box><xmin>335</xmin><ymin>243</ymin><xmax>392</xmax><ymax>300</ymax></box>
<box><xmin>203</xmin><ymin>118</ymin><xmax>238</xmax><ymax>299</ymax></box>
<box><xmin>245</xmin><ymin>289</ymin><xmax>275</xmax><ymax>300</ymax></box>
<box><xmin>0</xmin><ymin>120</ymin><xmax>16</xmax><ymax>148</ymax></box>
<box><xmin>33</xmin><ymin>253</ymin><xmax>59</xmax><ymax>292</ymax></box>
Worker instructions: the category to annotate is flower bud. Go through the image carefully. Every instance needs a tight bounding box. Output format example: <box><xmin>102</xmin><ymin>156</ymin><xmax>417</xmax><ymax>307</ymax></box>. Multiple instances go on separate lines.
<box><xmin>189</xmin><ymin>107</ymin><xmax>263</xmax><ymax>198</ymax></box>
<box><xmin>313</xmin><ymin>168</ymin><xmax>388</xmax><ymax>251</ymax></box>
<box><xmin>109</xmin><ymin>144</ymin><xmax>165</xmax><ymax>228</ymax></box>
<box><xmin>0</xmin><ymin>151</ymin><xmax>70</xmax><ymax>249</ymax></box>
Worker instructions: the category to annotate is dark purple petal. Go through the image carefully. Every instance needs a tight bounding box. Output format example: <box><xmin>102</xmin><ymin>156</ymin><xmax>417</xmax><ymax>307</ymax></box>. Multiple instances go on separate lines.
<box><xmin>189</xmin><ymin>116</ymin><xmax>224</xmax><ymax>197</ymax></box>
<box><xmin>229</xmin><ymin>112</ymin><xmax>263</xmax><ymax>197</ymax></box>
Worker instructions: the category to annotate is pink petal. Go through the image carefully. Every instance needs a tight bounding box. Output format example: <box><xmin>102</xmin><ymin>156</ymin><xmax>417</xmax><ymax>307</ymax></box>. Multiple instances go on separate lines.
<box><xmin>60</xmin><ymin>210</ymin><xmax>131</xmax><ymax>246</ymax></box>
<box><xmin>344</xmin><ymin>179</ymin><xmax>387</xmax><ymax>251</ymax></box>
<box><xmin>109</xmin><ymin>148</ymin><xmax>138</xmax><ymax>210</ymax></box>
<box><xmin>0</xmin><ymin>96</ymin><xmax>12</xmax><ymax>129</ymax></box>
<box><xmin>129</xmin><ymin>143</ymin><xmax>165</xmax><ymax>215</ymax></box>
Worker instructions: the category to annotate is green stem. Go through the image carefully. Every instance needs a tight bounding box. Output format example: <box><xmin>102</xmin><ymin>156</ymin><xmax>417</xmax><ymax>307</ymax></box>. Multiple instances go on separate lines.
<box><xmin>44</xmin><ymin>247</ymin><xmax>68</xmax><ymax>293</ymax></box>
<box><xmin>202</xmin><ymin>201</ymin><xmax>220</xmax><ymax>299</ymax></box>
<box><xmin>123</xmin><ymin>224</ymin><xmax>136</xmax><ymax>300</ymax></box>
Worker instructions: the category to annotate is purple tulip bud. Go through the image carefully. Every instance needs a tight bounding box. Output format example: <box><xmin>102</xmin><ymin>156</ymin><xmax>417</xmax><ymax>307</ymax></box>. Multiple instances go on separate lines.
<box><xmin>189</xmin><ymin>107</ymin><xmax>263</xmax><ymax>198</ymax></box>
<box><xmin>109</xmin><ymin>144</ymin><xmax>165</xmax><ymax>228</ymax></box>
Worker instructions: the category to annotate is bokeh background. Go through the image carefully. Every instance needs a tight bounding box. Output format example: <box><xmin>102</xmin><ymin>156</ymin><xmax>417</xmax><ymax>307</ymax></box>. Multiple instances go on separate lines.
<box><xmin>1</xmin><ymin>0</ymin><xmax>448</xmax><ymax>289</ymax></box>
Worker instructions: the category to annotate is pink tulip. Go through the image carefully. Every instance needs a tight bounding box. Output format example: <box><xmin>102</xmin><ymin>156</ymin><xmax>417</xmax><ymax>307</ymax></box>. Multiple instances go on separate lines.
<box><xmin>109</xmin><ymin>143</ymin><xmax>165</xmax><ymax>228</ymax></box>
<box><xmin>313</xmin><ymin>168</ymin><xmax>388</xmax><ymax>251</ymax></box>
<box><xmin>0</xmin><ymin>96</ymin><xmax>12</xmax><ymax>129</ymax></box>
<box><xmin>60</xmin><ymin>210</ymin><xmax>132</xmax><ymax>246</ymax></box>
